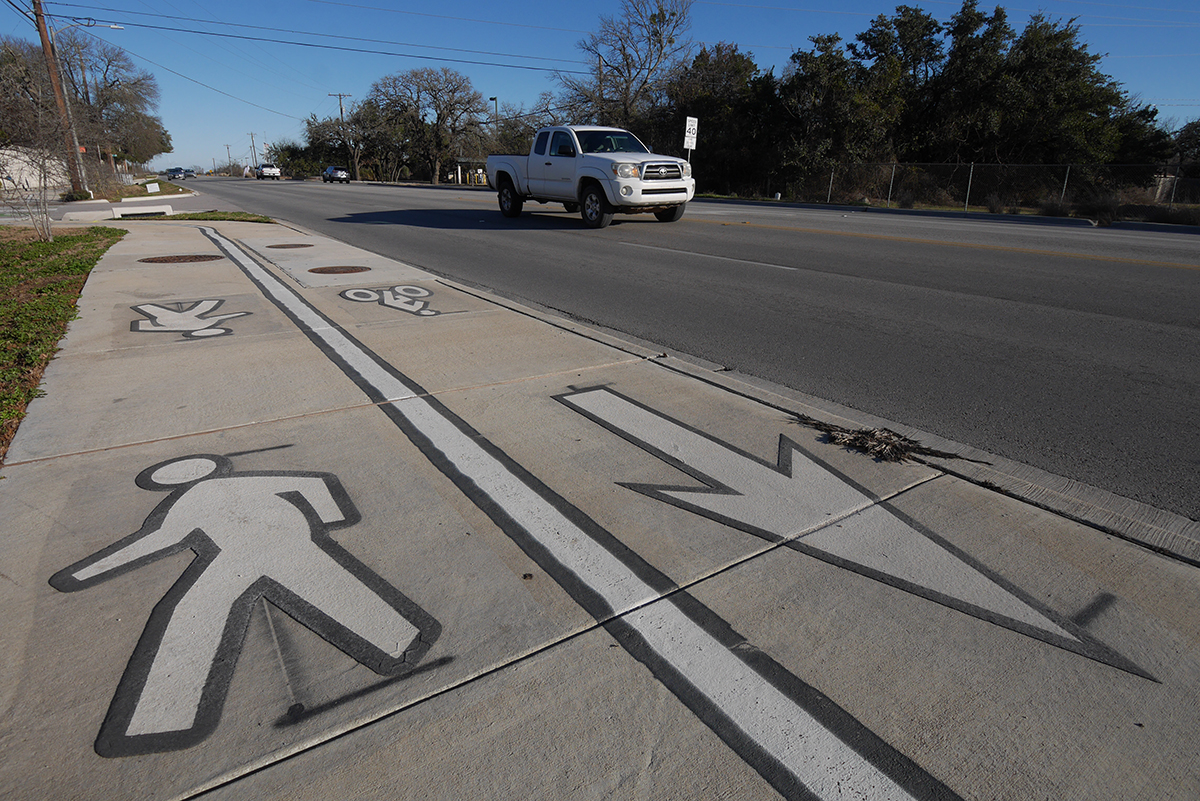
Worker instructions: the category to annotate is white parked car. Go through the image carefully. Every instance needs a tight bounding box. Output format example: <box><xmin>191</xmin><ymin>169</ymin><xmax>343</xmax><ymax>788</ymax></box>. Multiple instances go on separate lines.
<box><xmin>255</xmin><ymin>163</ymin><xmax>281</xmax><ymax>180</ymax></box>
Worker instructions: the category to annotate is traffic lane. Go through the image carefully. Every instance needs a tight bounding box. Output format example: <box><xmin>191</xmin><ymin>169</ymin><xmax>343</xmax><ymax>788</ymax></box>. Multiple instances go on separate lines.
<box><xmin>684</xmin><ymin>199</ymin><xmax>1200</xmax><ymax>268</ymax></box>
<box><xmin>611</xmin><ymin>210</ymin><xmax>1200</xmax><ymax>330</ymax></box>
<box><xmin>194</xmin><ymin>179</ymin><xmax>1200</xmax><ymax>271</ymax></box>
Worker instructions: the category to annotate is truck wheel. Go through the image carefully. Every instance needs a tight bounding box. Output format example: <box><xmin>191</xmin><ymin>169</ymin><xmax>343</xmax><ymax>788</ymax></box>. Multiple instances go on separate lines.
<box><xmin>498</xmin><ymin>179</ymin><xmax>523</xmax><ymax>218</ymax></box>
<box><xmin>654</xmin><ymin>203</ymin><xmax>686</xmax><ymax>222</ymax></box>
<box><xmin>581</xmin><ymin>185</ymin><xmax>613</xmax><ymax>229</ymax></box>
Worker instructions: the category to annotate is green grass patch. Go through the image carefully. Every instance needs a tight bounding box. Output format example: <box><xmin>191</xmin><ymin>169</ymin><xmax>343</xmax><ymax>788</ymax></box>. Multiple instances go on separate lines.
<box><xmin>0</xmin><ymin>225</ymin><xmax>125</xmax><ymax>462</ymax></box>
<box><xmin>118</xmin><ymin>211</ymin><xmax>275</xmax><ymax>223</ymax></box>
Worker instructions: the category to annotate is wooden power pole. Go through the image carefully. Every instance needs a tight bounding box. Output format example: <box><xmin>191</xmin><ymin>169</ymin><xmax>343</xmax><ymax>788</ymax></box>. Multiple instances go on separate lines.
<box><xmin>32</xmin><ymin>0</ymin><xmax>84</xmax><ymax>194</ymax></box>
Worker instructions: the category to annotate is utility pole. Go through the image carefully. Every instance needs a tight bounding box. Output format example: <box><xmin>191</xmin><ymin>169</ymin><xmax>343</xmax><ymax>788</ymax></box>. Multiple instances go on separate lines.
<box><xmin>329</xmin><ymin>93</ymin><xmax>353</xmax><ymax>178</ymax></box>
<box><xmin>224</xmin><ymin>144</ymin><xmax>232</xmax><ymax>176</ymax></box>
<box><xmin>31</xmin><ymin>0</ymin><xmax>84</xmax><ymax>194</ymax></box>
<box><xmin>248</xmin><ymin>132</ymin><xmax>258</xmax><ymax>168</ymax></box>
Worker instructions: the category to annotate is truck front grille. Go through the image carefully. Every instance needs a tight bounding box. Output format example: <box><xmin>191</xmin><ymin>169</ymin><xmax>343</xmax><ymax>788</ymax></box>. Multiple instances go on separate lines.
<box><xmin>642</xmin><ymin>162</ymin><xmax>682</xmax><ymax>181</ymax></box>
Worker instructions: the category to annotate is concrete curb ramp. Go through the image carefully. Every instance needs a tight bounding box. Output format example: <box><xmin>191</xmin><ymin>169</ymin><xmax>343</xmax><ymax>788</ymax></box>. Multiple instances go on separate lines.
<box><xmin>1</xmin><ymin>220</ymin><xmax>1197</xmax><ymax>800</ymax></box>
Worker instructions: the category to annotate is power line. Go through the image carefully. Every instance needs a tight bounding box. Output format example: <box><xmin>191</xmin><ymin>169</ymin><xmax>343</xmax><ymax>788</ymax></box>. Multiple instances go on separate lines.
<box><xmin>70</xmin><ymin>29</ymin><xmax>306</xmax><ymax>119</ymax></box>
<box><xmin>49</xmin><ymin>14</ymin><xmax>592</xmax><ymax>74</ymax></box>
<box><xmin>48</xmin><ymin>2</ymin><xmax>589</xmax><ymax>65</ymax></box>
<box><xmin>297</xmin><ymin>0</ymin><xmax>589</xmax><ymax>35</ymax></box>
<box><xmin>2</xmin><ymin>0</ymin><xmax>34</xmax><ymax>24</ymax></box>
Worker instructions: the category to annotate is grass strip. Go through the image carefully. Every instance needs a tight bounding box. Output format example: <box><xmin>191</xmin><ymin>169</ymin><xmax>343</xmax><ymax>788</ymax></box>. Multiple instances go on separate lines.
<box><xmin>0</xmin><ymin>226</ymin><xmax>126</xmax><ymax>462</ymax></box>
<box><xmin>120</xmin><ymin>211</ymin><xmax>275</xmax><ymax>223</ymax></box>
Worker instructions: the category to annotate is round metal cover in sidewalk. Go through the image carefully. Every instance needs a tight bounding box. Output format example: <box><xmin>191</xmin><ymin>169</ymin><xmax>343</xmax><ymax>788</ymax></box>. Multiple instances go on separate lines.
<box><xmin>309</xmin><ymin>266</ymin><xmax>370</xmax><ymax>274</ymax></box>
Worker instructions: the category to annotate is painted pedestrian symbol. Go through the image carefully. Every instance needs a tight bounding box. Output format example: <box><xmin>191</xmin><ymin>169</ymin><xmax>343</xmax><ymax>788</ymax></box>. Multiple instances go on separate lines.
<box><xmin>131</xmin><ymin>299</ymin><xmax>250</xmax><ymax>337</ymax></box>
<box><xmin>341</xmin><ymin>285</ymin><xmax>439</xmax><ymax>316</ymax></box>
<box><xmin>50</xmin><ymin>454</ymin><xmax>440</xmax><ymax>757</ymax></box>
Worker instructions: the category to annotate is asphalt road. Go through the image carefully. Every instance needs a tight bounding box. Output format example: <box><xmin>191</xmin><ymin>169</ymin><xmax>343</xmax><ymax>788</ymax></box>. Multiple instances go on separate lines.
<box><xmin>186</xmin><ymin>177</ymin><xmax>1200</xmax><ymax>521</ymax></box>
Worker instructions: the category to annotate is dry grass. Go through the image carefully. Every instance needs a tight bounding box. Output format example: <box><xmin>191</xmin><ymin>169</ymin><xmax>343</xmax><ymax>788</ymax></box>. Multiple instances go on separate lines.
<box><xmin>790</xmin><ymin>413</ymin><xmax>967</xmax><ymax>463</ymax></box>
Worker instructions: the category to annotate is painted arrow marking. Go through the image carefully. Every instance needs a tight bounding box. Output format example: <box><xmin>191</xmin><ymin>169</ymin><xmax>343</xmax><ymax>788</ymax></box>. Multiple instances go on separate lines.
<box><xmin>558</xmin><ymin>387</ymin><xmax>1152</xmax><ymax>679</ymax></box>
<box><xmin>201</xmin><ymin>228</ymin><xmax>961</xmax><ymax>801</ymax></box>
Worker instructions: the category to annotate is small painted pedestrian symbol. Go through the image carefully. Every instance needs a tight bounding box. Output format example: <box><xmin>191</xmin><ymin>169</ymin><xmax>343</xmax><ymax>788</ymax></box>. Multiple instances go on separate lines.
<box><xmin>131</xmin><ymin>299</ymin><xmax>250</xmax><ymax>337</ymax></box>
<box><xmin>50</xmin><ymin>454</ymin><xmax>440</xmax><ymax>757</ymax></box>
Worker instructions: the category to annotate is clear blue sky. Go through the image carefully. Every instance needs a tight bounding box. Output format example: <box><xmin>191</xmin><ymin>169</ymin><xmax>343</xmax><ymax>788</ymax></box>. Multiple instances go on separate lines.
<box><xmin>5</xmin><ymin>0</ymin><xmax>1198</xmax><ymax>170</ymax></box>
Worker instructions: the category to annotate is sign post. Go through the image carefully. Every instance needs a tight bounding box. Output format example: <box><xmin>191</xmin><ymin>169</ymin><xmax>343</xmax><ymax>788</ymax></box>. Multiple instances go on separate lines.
<box><xmin>683</xmin><ymin>116</ymin><xmax>698</xmax><ymax>162</ymax></box>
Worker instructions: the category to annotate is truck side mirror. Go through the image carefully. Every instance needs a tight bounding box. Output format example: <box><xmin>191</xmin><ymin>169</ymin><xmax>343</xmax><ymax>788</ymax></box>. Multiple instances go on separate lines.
<box><xmin>556</xmin><ymin>144</ymin><xmax>576</xmax><ymax>158</ymax></box>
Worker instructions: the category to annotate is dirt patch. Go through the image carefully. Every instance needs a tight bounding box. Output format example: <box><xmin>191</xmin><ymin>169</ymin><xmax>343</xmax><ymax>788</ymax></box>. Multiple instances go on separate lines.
<box><xmin>138</xmin><ymin>255</ymin><xmax>225</xmax><ymax>263</ymax></box>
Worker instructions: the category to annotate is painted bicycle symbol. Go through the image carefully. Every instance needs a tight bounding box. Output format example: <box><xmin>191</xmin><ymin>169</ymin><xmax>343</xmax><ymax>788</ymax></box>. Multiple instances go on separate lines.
<box><xmin>341</xmin><ymin>285</ymin><xmax>439</xmax><ymax>317</ymax></box>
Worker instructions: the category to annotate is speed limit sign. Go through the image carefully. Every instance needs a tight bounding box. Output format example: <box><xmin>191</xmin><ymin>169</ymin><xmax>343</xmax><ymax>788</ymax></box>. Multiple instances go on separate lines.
<box><xmin>683</xmin><ymin>116</ymin><xmax>698</xmax><ymax>151</ymax></box>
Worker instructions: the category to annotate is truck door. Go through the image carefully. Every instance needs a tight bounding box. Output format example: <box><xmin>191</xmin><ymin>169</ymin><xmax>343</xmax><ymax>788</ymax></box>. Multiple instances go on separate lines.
<box><xmin>526</xmin><ymin>130</ymin><xmax>550</xmax><ymax>195</ymax></box>
<box><xmin>539</xmin><ymin>130</ymin><xmax>578</xmax><ymax>200</ymax></box>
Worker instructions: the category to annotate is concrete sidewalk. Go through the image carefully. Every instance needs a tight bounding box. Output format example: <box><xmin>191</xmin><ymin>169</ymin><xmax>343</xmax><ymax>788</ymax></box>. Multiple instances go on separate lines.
<box><xmin>2</xmin><ymin>219</ymin><xmax>1198</xmax><ymax>800</ymax></box>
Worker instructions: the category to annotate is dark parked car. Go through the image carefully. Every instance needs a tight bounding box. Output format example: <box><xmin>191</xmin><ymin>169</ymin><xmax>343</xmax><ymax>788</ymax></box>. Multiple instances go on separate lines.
<box><xmin>322</xmin><ymin>166</ymin><xmax>350</xmax><ymax>184</ymax></box>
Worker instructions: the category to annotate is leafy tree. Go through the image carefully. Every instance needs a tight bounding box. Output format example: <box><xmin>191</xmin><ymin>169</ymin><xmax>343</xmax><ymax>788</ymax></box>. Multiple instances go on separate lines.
<box><xmin>1174</xmin><ymin>119</ymin><xmax>1200</xmax><ymax>163</ymax></box>
<box><xmin>926</xmin><ymin>0</ymin><xmax>1015</xmax><ymax>163</ymax></box>
<box><xmin>369</xmin><ymin>67</ymin><xmax>486</xmax><ymax>184</ymax></box>
<box><xmin>558</xmin><ymin>0</ymin><xmax>695</xmax><ymax>129</ymax></box>
<box><xmin>653</xmin><ymin>43</ymin><xmax>764</xmax><ymax>193</ymax></box>
<box><xmin>992</xmin><ymin>14</ymin><xmax>1126</xmax><ymax>165</ymax></box>
<box><xmin>780</xmin><ymin>34</ymin><xmax>881</xmax><ymax>172</ymax></box>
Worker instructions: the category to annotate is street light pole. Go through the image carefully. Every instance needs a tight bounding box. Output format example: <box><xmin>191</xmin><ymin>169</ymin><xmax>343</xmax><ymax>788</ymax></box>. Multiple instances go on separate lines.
<box><xmin>45</xmin><ymin>19</ymin><xmax>124</xmax><ymax>196</ymax></box>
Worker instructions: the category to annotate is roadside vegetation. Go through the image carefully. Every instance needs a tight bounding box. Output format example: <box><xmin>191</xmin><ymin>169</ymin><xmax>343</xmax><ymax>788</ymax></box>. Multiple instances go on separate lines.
<box><xmin>121</xmin><ymin>211</ymin><xmax>275</xmax><ymax>223</ymax></box>
<box><xmin>0</xmin><ymin>225</ymin><xmax>124</xmax><ymax>462</ymax></box>
<box><xmin>266</xmin><ymin>0</ymin><xmax>1197</xmax><ymax>224</ymax></box>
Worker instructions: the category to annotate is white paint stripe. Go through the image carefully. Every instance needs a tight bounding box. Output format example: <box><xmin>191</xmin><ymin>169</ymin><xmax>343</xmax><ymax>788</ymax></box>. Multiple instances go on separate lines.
<box><xmin>210</xmin><ymin>230</ymin><xmax>416</xmax><ymax>403</ymax></box>
<box><xmin>208</xmin><ymin>228</ymin><xmax>917</xmax><ymax>800</ymax></box>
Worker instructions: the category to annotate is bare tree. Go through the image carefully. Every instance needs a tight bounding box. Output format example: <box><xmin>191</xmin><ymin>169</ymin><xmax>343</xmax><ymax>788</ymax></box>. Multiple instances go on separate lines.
<box><xmin>2</xmin><ymin>37</ymin><xmax>64</xmax><ymax>239</ymax></box>
<box><xmin>558</xmin><ymin>0</ymin><xmax>695</xmax><ymax>129</ymax></box>
<box><xmin>369</xmin><ymin>67</ymin><xmax>486</xmax><ymax>184</ymax></box>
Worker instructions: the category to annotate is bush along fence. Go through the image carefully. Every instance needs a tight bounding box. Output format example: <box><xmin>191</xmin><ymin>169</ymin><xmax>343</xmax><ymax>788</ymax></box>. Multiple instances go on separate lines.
<box><xmin>780</xmin><ymin>162</ymin><xmax>1199</xmax><ymax>225</ymax></box>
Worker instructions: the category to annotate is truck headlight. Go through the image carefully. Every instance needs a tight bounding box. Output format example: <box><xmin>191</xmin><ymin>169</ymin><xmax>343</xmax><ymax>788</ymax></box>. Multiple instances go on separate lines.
<box><xmin>611</xmin><ymin>163</ymin><xmax>640</xmax><ymax>179</ymax></box>
<box><xmin>681</xmin><ymin>161</ymin><xmax>693</xmax><ymax>178</ymax></box>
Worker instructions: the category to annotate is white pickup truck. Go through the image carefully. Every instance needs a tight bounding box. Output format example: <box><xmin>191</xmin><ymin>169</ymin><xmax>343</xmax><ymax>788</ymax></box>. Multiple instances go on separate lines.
<box><xmin>486</xmin><ymin>125</ymin><xmax>695</xmax><ymax>228</ymax></box>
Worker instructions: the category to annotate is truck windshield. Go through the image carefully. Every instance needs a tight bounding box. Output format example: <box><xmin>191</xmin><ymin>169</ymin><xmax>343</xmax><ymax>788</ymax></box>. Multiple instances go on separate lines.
<box><xmin>576</xmin><ymin>130</ymin><xmax>649</xmax><ymax>155</ymax></box>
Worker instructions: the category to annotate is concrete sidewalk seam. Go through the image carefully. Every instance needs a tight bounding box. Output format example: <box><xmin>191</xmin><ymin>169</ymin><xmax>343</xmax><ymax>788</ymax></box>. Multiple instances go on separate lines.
<box><xmin>177</xmin><ymin>471</ymin><xmax>940</xmax><ymax>801</ymax></box>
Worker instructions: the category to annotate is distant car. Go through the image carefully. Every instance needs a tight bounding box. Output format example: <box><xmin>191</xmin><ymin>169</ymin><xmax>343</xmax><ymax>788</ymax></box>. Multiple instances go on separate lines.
<box><xmin>322</xmin><ymin>166</ymin><xmax>350</xmax><ymax>184</ymax></box>
<box><xmin>165</xmin><ymin>167</ymin><xmax>187</xmax><ymax>180</ymax></box>
<box><xmin>183</xmin><ymin>168</ymin><xmax>196</xmax><ymax>179</ymax></box>
<box><xmin>256</xmin><ymin>163</ymin><xmax>281</xmax><ymax>180</ymax></box>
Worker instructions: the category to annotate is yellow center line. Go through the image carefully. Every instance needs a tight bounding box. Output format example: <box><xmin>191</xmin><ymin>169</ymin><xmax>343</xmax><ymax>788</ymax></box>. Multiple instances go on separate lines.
<box><xmin>689</xmin><ymin>217</ymin><xmax>1200</xmax><ymax>271</ymax></box>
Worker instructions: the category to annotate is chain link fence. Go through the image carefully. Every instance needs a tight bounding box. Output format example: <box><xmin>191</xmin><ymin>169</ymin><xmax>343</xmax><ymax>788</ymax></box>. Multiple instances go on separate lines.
<box><xmin>781</xmin><ymin>162</ymin><xmax>1199</xmax><ymax>224</ymax></box>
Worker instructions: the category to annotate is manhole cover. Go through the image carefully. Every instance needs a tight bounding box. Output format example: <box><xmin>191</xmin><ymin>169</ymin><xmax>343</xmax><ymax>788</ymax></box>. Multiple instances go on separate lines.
<box><xmin>138</xmin><ymin>254</ymin><xmax>224</xmax><ymax>263</ymax></box>
<box><xmin>267</xmin><ymin>243</ymin><xmax>314</xmax><ymax>249</ymax></box>
<box><xmin>309</xmin><ymin>266</ymin><xmax>370</xmax><ymax>274</ymax></box>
